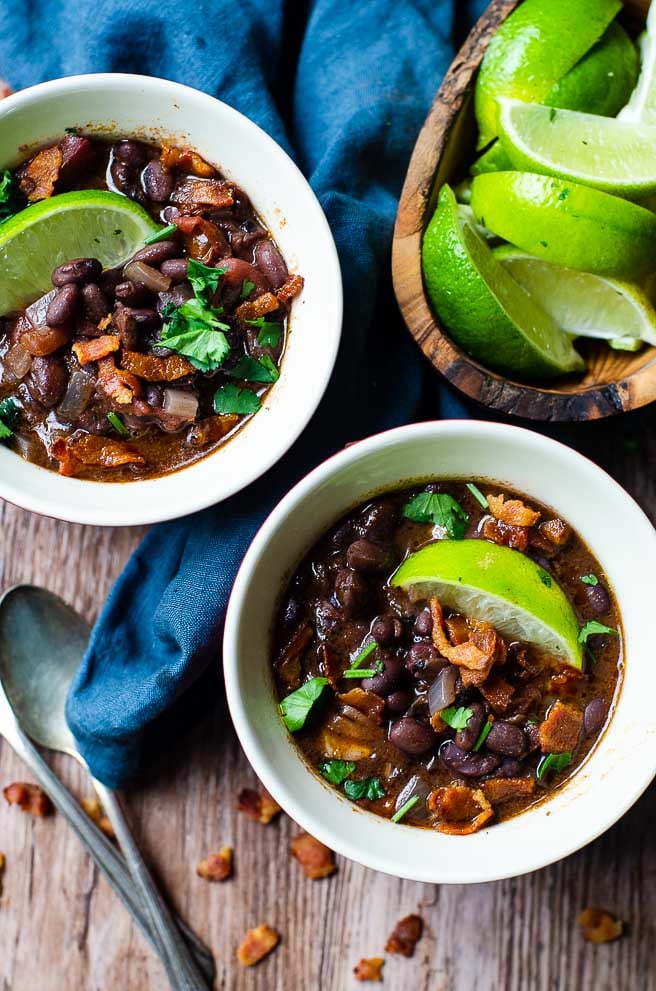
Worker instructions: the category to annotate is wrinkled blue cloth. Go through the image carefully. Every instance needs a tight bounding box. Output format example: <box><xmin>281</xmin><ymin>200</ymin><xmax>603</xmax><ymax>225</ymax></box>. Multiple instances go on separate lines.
<box><xmin>0</xmin><ymin>0</ymin><xmax>488</xmax><ymax>786</ymax></box>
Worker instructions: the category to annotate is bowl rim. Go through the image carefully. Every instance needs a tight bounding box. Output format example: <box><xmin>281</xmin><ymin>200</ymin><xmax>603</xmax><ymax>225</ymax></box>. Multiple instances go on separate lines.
<box><xmin>391</xmin><ymin>0</ymin><xmax>656</xmax><ymax>423</ymax></box>
<box><xmin>0</xmin><ymin>72</ymin><xmax>343</xmax><ymax>526</ymax></box>
<box><xmin>223</xmin><ymin>419</ymin><xmax>656</xmax><ymax>883</ymax></box>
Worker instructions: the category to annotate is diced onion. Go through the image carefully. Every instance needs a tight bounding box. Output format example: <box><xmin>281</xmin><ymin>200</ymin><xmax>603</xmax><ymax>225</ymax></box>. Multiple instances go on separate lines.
<box><xmin>393</xmin><ymin>775</ymin><xmax>432</xmax><ymax>822</ymax></box>
<box><xmin>428</xmin><ymin>665</ymin><xmax>458</xmax><ymax>716</ymax></box>
<box><xmin>123</xmin><ymin>261</ymin><xmax>171</xmax><ymax>293</ymax></box>
<box><xmin>3</xmin><ymin>344</ymin><xmax>32</xmax><ymax>380</ymax></box>
<box><xmin>57</xmin><ymin>370</ymin><xmax>95</xmax><ymax>421</ymax></box>
<box><xmin>25</xmin><ymin>289</ymin><xmax>57</xmax><ymax>331</ymax></box>
<box><xmin>162</xmin><ymin>388</ymin><xmax>199</xmax><ymax>420</ymax></box>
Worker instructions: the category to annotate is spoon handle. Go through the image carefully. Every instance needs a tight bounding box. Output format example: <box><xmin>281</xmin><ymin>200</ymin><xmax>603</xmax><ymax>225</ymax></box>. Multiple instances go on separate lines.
<box><xmin>2</xmin><ymin>721</ymin><xmax>214</xmax><ymax>983</ymax></box>
<box><xmin>94</xmin><ymin>782</ymin><xmax>212</xmax><ymax>991</ymax></box>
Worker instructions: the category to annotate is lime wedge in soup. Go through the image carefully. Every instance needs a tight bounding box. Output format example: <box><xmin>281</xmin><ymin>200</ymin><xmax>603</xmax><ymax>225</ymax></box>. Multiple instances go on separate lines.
<box><xmin>391</xmin><ymin>540</ymin><xmax>583</xmax><ymax>670</ymax></box>
<box><xmin>0</xmin><ymin>189</ymin><xmax>159</xmax><ymax>315</ymax></box>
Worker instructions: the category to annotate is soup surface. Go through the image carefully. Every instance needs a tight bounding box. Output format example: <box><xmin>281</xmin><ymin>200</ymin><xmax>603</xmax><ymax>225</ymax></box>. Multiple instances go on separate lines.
<box><xmin>273</xmin><ymin>481</ymin><xmax>622</xmax><ymax>833</ymax></box>
<box><xmin>0</xmin><ymin>134</ymin><xmax>303</xmax><ymax>480</ymax></box>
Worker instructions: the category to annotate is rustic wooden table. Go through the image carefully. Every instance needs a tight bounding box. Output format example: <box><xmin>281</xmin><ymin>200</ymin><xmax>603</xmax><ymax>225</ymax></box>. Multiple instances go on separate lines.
<box><xmin>0</xmin><ymin>407</ymin><xmax>655</xmax><ymax>991</ymax></box>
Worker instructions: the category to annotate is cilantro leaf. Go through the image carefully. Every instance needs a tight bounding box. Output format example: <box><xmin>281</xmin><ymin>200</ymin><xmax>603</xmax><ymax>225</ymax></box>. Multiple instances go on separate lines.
<box><xmin>279</xmin><ymin>676</ymin><xmax>329</xmax><ymax>732</ymax></box>
<box><xmin>440</xmin><ymin>705</ymin><xmax>473</xmax><ymax>730</ymax></box>
<box><xmin>537</xmin><ymin>751</ymin><xmax>572</xmax><ymax>780</ymax></box>
<box><xmin>229</xmin><ymin>354</ymin><xmax>279</xmax><ymax>383</ymax></box>
<box><xmin>581</xmin><ymin>574</ymin><xmax>598</xmax><ymax>586</ymax></box>
<box><xmin>403</xmin><ymin>491</ymin><xmax>468</xmax><ymax>538</ymax></box>
<box><xmin>319</xmin><ymin>760</ymin><xmax>356</xmax><ymax>785</ymax></box>
<box><xmin>0</xmin><ymin>397</ymin><xmax>19</xmax><ymax>440</ymax></box>
<box><xmin>344</xmin><ymin>777</ymin><xmax>385</xmax><ymax>801</ymax></box>
<box><xmin>466</xmin><ymin>482</ymin><xmax>488</xmax><ymax>509</ymax></box>
<box><xmin>160</xmin><ymin>298</ymin><xmax>230</xmax><ymax>372</ymax></box>
<box><xmin>213</xmin><ymin>383</ymin><xmax>262</xmax><ymax>415</ymax></box>
<box><xmin>187</xmin><ymin>259</ymin><xmax>225</xmax><ymax>301</ymax></box>
<box><xmin>391</xmin><ymin>795</ymin><xmax>419</xmax><ymax>823</ymax></box>
<box><xmin>538</xmin><ymin>570</ymin><xmax>552</xmax><ymax>588</ymax></box>
<box><xmin>241</xmin><ymin>278</ymin><xmax>255</xmax><ymax>299</ymax></box>
<box><xmin>578</xmin><ymin>620</ymin><xmax>618</xmax><ymax>644</ymax></box>
<box><xmin>342</xmin><ymin>668</ymin><xmax>377</xmax><ymax>679</ymax></box>
<box><xmin>247</xmin><ymin>316</ymin><xmax>282</xmax><ymax>349</ymax></box>
<box><xmin>0</xmin><ymin>169</ymin><xmax>18</xmax><ymax>224</ymax></box>
<box><xmin>472</xmin><ymin>720</ymin><xmax>492</xmax><ymax>752</ymax></box>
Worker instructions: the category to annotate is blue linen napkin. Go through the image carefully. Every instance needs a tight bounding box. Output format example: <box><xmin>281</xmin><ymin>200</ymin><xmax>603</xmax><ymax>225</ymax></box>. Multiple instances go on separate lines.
<box><xmin>0</xmin><ymin>0</ymin><xmax>486</xmax><ymax>787</ymax></box>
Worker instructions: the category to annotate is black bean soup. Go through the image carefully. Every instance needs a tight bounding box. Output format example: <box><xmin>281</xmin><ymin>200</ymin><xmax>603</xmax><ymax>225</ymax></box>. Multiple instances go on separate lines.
<box><xmin>273</xmin><ymin>481</ymin><xmax>622</xmax><ymax>833</ymax></box>
<box><xmin>0</xmin><ymin>134</ymin><xmax>303</xmax><ymax>481</ymax></box>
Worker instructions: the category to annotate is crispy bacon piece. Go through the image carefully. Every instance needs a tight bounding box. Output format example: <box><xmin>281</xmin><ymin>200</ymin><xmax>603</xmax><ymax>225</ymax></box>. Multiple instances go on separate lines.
<box><xmin>540</xmin><ymin>518</ymin><xmax>571</xmax><ymax>548</ymax></box>
<box><xmin>173</xmin><ymin>214</ymin><xmax>230</xmax><ymax>265</ymax></box>
<box><xmin>444</xmin><ymin>614</ymin><xmax>469</xmax><ymax>645</ymax></box>
<box><xmin>277</xmin><ymin>274</ymin><xmax>304</xmax><ymax>306</ymax></box>
<box><xmin>235</xmin><ymin>292</ymin><xmax>280</xmax><ymax>322</ymax></box>
<box><xmin>171</xmin><ymin>177</ymin><xmax>234</xmax><ymax>213</ymax></box>
<box><xmin>237</xmin><ymin>787</ymin><xmax>281</xmax><ymax>825</ymax></box>
<box><xmin>120</xmin><ymin>350</ymin><xmax>195</xmax><ymax>382</ymax></box>
<box><xmin>539</xmin><ymin>700</ymin><xmax>583</xmax><ymax>754</ymax></box>
<box><xmin>385</xmin><ymin>914</ymin><xmax>423</xmax><ymax>957</ymax></box>
<box><xmin>19</xmin><ymin>144</ymin><xmax>63</xmax><ymax>201</ymax></box>
<box><xmin>274</xmin><ymin>622</ymin><xmax>313</xmax><ymax>693</ymax></box>
<box><xmin>430</xmin><ymin>599</ymin><xmax>504</xmax><ymax>688</ymax></box>
<box><xmin>52</xmin><ymin>433</ymin><xmax>144</xmax><ymax>477</ymax></box>
<box><xmin>318</xmin><ymin>642</ymin><xmax>342</xmax><ymax>690</ymax></box>
<box><xmin>97</xmin><ymin>355</ymin><xmax>142</xmax><ymax>404</ymax></box>
<box><xmin>480</xmin><ymin>675</ymin><xmax>515</xmax><ymax>714</ymax></box>
<box><xmin>81</xmin><ymin>797</ymin><xmax>115</xmax><ymax>838</ymax></box>
<box><xmin>483</xmin><ymin>777</ymin><xmax>536</xmax><ymax>805</ymax></box>
<box><xmin>550</xmin><ymin>664</ymin><xmax>586</xmax><ymax>696</ymax></box>
<box><xmin>482</xmin><ymin>516</ymin><xmax>530</xmax><ymax>552</ymax></box>
<box><xmin>160</xmin><ymin>145</ymin><xmax>216</xmax><ymax>177</ymax></box>
<box><xmin>236</xmin><ymin>924</ymin><xmax>280</xmax><ymax>966</ymax></box>
<box><xmin>72</xmin><ymin>334</ymin><xmax>120</xmax><ymax>365</ymax></box>
<box><xmin>428</xmin><ymin>785</ymin><xmax>494</xmax><ymax>835</ymax></box>
<box><xmin>187</xmin><ymin>414</ymin><xmax>240</xmax><ymax>448</ymax></box>
<box><xmin>290</xmin><ymin>832</ymin><xmax>336</xmax><ymax>879</ymax></box>
<box><xmin>3</xmin><ymin>782</ymin><xmax>53</xmax><ymax>817</ymax></box>
<box><xmin>578</xmin><ymin>908</ymin><xmax>623</xmax><ymax>943</ymax></box>
<box><xmin>196</xmin><ymin>846</ymin><xmax>233</xmax><ymax>882</ymax></box>
<box><xmin>337</xmin><ymin>687</ymin><xmax>385</xmax><ymax>724</ymax></box>
<box><xmin>59</xmin><ymin>134</ymin><xmax>96</xmax><ymax>184</ymax></box>
<box><xmin>353</xmin><ymin>958</ymin><xmax>384</xmax><ymax>982</ymax></box>
<box><xmin>487</xmin><ymin>493</ymin><xmax>540</xmax><ymax>528</ymax></box>
<box><xmin>97</xmin><ymin>314</ymin><xmax>113</xmax><ymax>332</ymax></box>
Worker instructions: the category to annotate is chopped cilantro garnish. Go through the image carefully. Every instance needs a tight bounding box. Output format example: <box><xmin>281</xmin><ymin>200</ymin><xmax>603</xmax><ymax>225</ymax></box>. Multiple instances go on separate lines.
<box><xmin>0</xmin><ymin>397</ymin><xmax>19</xmax><ymax>440</ymax></box>
<box><xmin>213</xmin><ymin>383</ymin><xmax>261</xmax><ymax>415</ymax></box>
<box><xmin>187</xmin><ymin>259</ymin><xmax>225</xmax><ymax>302</ymax></box>
<box><xmin>229</xmin><ymin>354</ymin><xmax>279</xmax><ymax>383</ymax></box>
<box><xmin>472</xmin><ymin>720</ymin><xmax>492</xmax><ymax>752</ymax></box>
<box><xmin>344</xmin><ymin>777</ymin><xmax>385</xmax><ymax>801</ymax></box>
<box><xmin>65</xmin><ymin>126</ymin><xmax>79</xmax><ymax>135</ymax></box>
<box><xmin>247</xmin><ymin>316</ymin><xmax>282</xmax><ymax>349</ymax></box>
<box><xmin>391</xmin><ymin>795</ymin><xmax>420</xmax><ymax>823</ymax></box>
<box><xmin>143</xmin><ymin>223</ymin><xmax>178</xmax><ymax>245</ymax></box>
<box><xmin>351</xmin><ymin>642</ymin><xmax>377</xmax><ymax>669</ymax></box>
<box><xmin>538</xmin><ymin>570</ymin><xmax>552</xmax><ymax>588</ymax></box>
<box><xmin>0</xmin><ymin>169</ymin><xmax>19</xmax><ymax>224</ymax></box>
<box><xmin>241</xmin><ymin>278</ymin><xmax>255</xmax><ymax>299</ymax></box>
<box><xmin>466</xmin><ymin>482</ymin><xmax>488</xmax><ymax>509</ymax></box>
<box><xmin>279</xmin><ymin>676</ymin><xmax>329</xmax><ymax>732</ymax></box>
<box><xmin>107</xmin><ymin>412</ymin><xmax>129</xmax><ymax>437</ymax></box>
<box><xmin>403</xmin><ymin>491</ymin><xmax>468</xmax><ymax>538</ymax></box>
<box><xmin>161</xmin><ymin>298</ymin><xmax>230</xmax><ymax>372</ymax></box>
<box><xmin>319</xmin><ymin>760</ymin><xmax>356</xmax><ymax>785</ymax></box>
<box><xmin>342</xmin><ymin>668</ymin><xmax>376</xmax><ymax>679</ymax></box>
<box><xmin>581</xmin><ymin>574</ymin><xmax>598</xmax><ymax>586</ymax></box>
<box><xmin>440</xmin><ymin>705</ymin><xmax>473</xmax><ymax>730</ymax></box>
<box><xmin>549</xmin><ymin>108</ymin><xmax>557</xmax><ymax>123</ymax></box>
<box><xmin>578</xmin><ymin>620</ymin><xmax>617</xmax><ymax>644</ymax></box>
<box><xmin>537</xmin><ymin>751</ymin><xmax>572</xmax><ymax>780</ymax></box>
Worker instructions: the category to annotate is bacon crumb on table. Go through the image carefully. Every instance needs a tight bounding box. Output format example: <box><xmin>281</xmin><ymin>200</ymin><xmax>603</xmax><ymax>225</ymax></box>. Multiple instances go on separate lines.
<box><xmin>3</xmin><ymin>782</ymin><xmax>53</xmax><ymax>817</ymax></box>
<box><xmin>290</xmin><ymin>832</ymin><xmax>336</xmax><ymax>879</ymax></box>
<box><xmin>237</xmin><ymin>787</ymin><xmax>281</xmax><ymax>824</ymax></box>
<box><xmin>385</xmin><ymin>913</ymin><xmax>424</xmax><ymax>957</ymax></box>
<box><xmin>196</xmin><ymin>847</ymin><xmax>233</xmax><ymax>882</ymax></box>
<box><xmin>578</xmin><ymin>908</ymin><xmax>624</xmax><ymax>943</ymax></box>
<box><xmin>353</xmin><ymin>957</ymin><xmax>385</xmax><ymax>982</ymax></box>
<box><xmin>236</xmin><ymin>924</ymin><xmax>280</xmax><ymax>966</ymax></box>
<box><xmin>81</xmin><ymin>797</ymin><xmax>115</xmax><ymax>838</ymax></box>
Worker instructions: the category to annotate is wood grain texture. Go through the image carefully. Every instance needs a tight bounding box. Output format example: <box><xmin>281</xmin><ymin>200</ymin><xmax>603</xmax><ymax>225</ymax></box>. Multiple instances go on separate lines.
<box><xmin>392</xmin><ymin>0</ymin><xmax>656</xmax><ymax>422</ymax></box>
<box><xmin>0</xmin><ymin>406</ymin><xmax>655</xmax><ymax>991</ymax></box>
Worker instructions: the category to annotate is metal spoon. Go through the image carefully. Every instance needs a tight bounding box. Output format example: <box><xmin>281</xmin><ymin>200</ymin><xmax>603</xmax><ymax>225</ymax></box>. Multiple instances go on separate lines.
<box><xmin>0</xmin><ymin>584</ymin><xmax>213</xmax><ymax>989</ymax></box>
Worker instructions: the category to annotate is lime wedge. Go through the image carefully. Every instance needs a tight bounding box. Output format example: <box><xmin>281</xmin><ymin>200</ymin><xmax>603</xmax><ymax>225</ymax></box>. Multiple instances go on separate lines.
<box><xmin>421</xmin><ymin>186</ymin><xmax>583</xmax><ymax>379</ymax></box>
<box><xmin>494</xmin><ymin>246</ymin><xmax>656</xmax><ymax>346</ymax></box>
<box><xmin>619</xmin><ymin>5</ymin><xmax>656</xmax><ymax>124</ymax></box>
<box><xmin>548</xmin><ymin>22</ymin><xmax>638</xmax><ymax>118</ymax></box>
<box><xmin>498</xmin><ymin>99</ymin><xmax>656</xmax><ymax>198</ymax></box>
<box><xmin>470</xmin><ymin>172</ymin><xmax>656</xmax><ymax>280</ymax></box>
<box><xmin>471</xmin><ymin>142</ymin><xmax>513</xmax><ymax>177</ymax></box>
<box><xmin>391</xmin><ymin>540</ymin><xmax>583</xmax><ymax>669</ymax></box>
<box><xmin>0</xmin><ymin>190</ymin><xmax>159</xmax><ymax>315</ymax></box>
<box><xmin>475</xmin><ymin>0</ymin><xmax>621</xmax><ymax>148</ymax></box>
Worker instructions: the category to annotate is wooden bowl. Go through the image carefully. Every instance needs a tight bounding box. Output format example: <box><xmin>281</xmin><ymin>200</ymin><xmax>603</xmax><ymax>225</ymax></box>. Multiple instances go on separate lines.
<box><xmin>392</xmin><ymin>0</ymin><xmax>656</xmax><ymax>421</ymax></box>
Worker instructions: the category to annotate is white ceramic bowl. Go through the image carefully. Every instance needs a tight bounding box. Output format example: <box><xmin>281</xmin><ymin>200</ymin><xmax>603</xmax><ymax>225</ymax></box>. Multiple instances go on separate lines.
<box><xmin>0</xmin><ymin>74</ymin><xmax>342</xmax><ymax>525</ymax></box>
<box><xmin>224</xmin><ymin>421</ymin><xmax>656</xmax><ymax>883</ymax></box>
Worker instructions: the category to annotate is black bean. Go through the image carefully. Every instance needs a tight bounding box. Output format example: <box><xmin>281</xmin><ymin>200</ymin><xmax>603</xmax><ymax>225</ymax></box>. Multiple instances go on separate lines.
<box><xmin>52</xmin><ymin>258</ymin><xmax>102</xmax><ymax>287</ymax></box>
<box><xmin>145</xmin><ymin>383</ymin><xmax>164</xmax><ymax>408</ymax></box>
<box><xmin>75</xmin><ymin>318</ymin><xmax>103</xmax><ymax>339</ymax></box>
<box><xmin>132</xmin><ymin>241</ymin><xmax>178</xmax><ymax>266</ymax></box>
<box><xmin>80</xmin><ymin>283</ymin><xmax>110</xmax><ymax>323</ymax></box>
<box><xmin>334</xmin><ymin>568</ymin><xmax>369</xmax><ymax>618</ymax></box>
<box><xmin>112</xmin><ymin>306</ymin><xmax>138</xmax><ymax>350</ymax></box>
<box><xmin>389</xmin><ymin>717</ymin><xmax>436</xmax><ymax>757</ymax></box>
<box><xmin>371</xmin><ymin>614</ymin><xmax>403</xmax><ymax>646</ymax></box>
<box><xmin>346</xmin><ymin>539</ymin><xmax>392</xmax><ymax>573</ymax></box>
<box><xmin>405</xmin><ymin>642</ymin><xmax>444</xmax><ymax>681</ymax></box>
<box><xmin>314</xmin><ymin>599</ymin><xmax>342</xmax><ymax>636</ymax></box>
<box><xmin>356</xmin><ymin>501</ymin><xmax>398</xmax><ymax>541</ymax></box>
<box><xmin>113</xmin><ymin>140</ymin><xmax>147</xmax><ymax>167</ymax></box>
<box><xmin>486</xmin><ymin>721</ymin><xmax>526</xmax><ymax>757</ymax></box>
<box><xmin>45</xmin><ymin>284</ymin><xmax>78</xmax><ymax>326</ymax></box>
<box><xmin>160</xmin><ymin>258</ymin><xmax>189</xmax><ymax>283</ymax></box>
<box><xmin>385</xmin><ymin>689</ymin><xmax>414</xmax><ymax>715</ymax></box>
<box><xmin>157</xmin><ymin>285</ymin><xmax>193</xmax><ymax>314</ymax></box>
<box><xmin>454</xmin><ymin>702</ymin><xmax>485</xmax><ymax>752</ymax></box>
<box><xmin>525</xmin><ymin>722</ymin><xmax>541</xmax><ymax>751</ymax></box>
<box><xmin>495</xmin><ymin>758</ymin><xmax>523</xmax><ymax>779</ymax></box>
<box><xmin>28</xmin><ymin>356</ymin><xmax>68</xmax><ymax>407</ymax></box>
<box><xmin>361</xmin><ymin>653</ymin><xmax>404</xmax><ymax>696</ymax></box>
<box><xmin>115</xmin><ymin>281</ymin><xmax>151</xmax><ymax>306</ymax></box>
<box><xmin>99</xmin><ymin>269</ymin><xmax>123</xmax><ymax>299</ymax></box>
<box><xmin>414</xmin><ymin>608</ymin><xmax>433</xmax><ymax>637</ymax></box>
<box><xmin>253</xmin><ymin>238</ymin><xmax>288</xmax><ymax>289</ymax></box>
<box><xmin>584</xmin><ymin>583</ymin><xmax>611</xmax><ymax>615</ymax></box>
<box><xmin>583</xmin><ymin>698</ymin><xmax>608</xmax><ymax>737</ymax></box>
<box><xmin>439</xmin><ymin>740</ymin><xmax>500</xmax><ymax>777</ymax></box>
<box><xmin>121</xmin><ymin>307</ymin><xmax>159</xmax><ymax>331</ymax></box>
<box><xmin>142</xmin><ymin>159</ymin><xmax>175</xmax><ymax>202</ymax></box>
